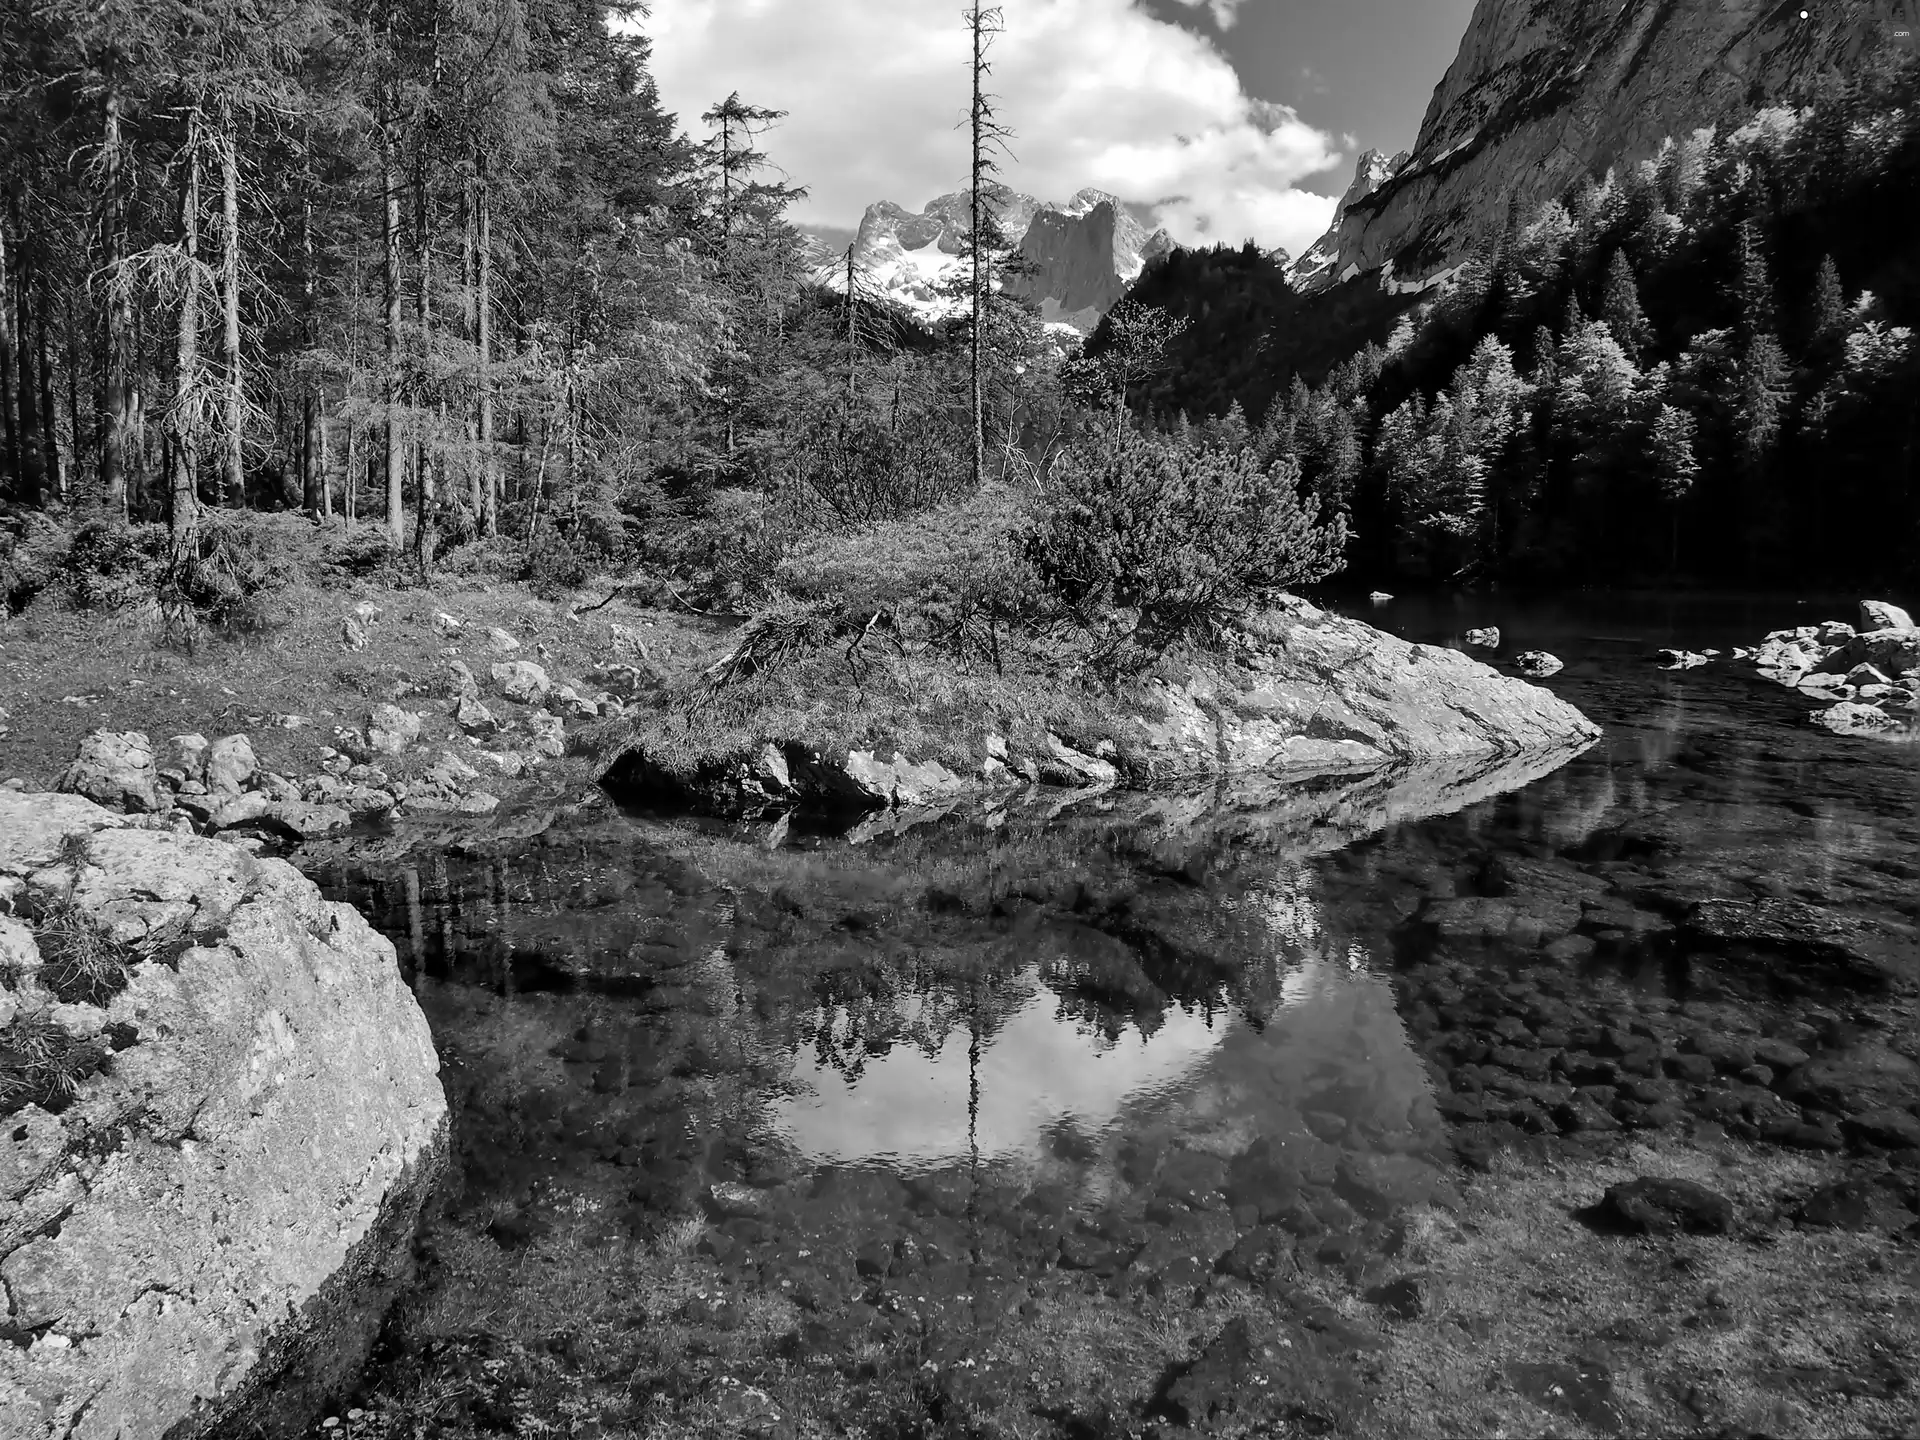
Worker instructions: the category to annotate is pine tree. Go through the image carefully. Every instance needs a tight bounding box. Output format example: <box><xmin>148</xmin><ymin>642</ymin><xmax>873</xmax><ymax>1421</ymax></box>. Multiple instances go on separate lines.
<box><xmin>1648</xmin><ymin>402</ymin><xmax>1699</xmax><ymax>570</ymax></box>
<box><xmin>1804</xmin><ymin>254</ymin><xmax>1847</xmax><ymax>366</ymax></box>
<box><xmin>1600</xmin><ymin>249</ymin><xmax>1652</xmax><ymax>362</ymax></box>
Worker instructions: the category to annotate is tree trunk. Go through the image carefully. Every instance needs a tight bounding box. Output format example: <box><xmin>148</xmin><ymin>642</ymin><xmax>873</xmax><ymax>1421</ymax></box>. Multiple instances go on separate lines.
<box><xmin>301</xmin><ymin>178</ymin><xmax>319</xmax><ymax>514</ymax></box>
<box><xmin>219</xmin><ymin>108</ymin><xmax>244</xmax><ymax>507</ymax></box>
<box><xmin>413</xmin><ymin>152</ymin><xmax>434</xmax><ymax>576</ymax></box>
<box><xmin>0</xmin><ymin>218</ymin><xmax>19</xmax><ymax>496</ymax></box>
<box><xmin>343</xmin><ymin>417</ymin><xmax>358</xmax><ymax>522</ymax></box>
<box><xmin>477</xmin><ymin>151</ymin><xmax>496</xmax><ymax>535</ymax></box>
<box><xmin>12</xmin><ymin>242</ymin><xmax>47</xmax><ymax>503</ymax></box>
<box><xmin>318</xmin><ymin>404</ymin><xmax>332</xmax><ymax>518</ymax></box>
<box><xmin>64</xmin><ymin>288</ymin><xmax>90</xmax><ymax>508</ymax></box>
<box><xmin>36</xmin><ymin>282</ymin><xmax>63</xmax><ymax>500</ymax></box>
<box><xmin>381</xmin><ymin>118</ymin><xmax>405</xmax><ymax>544</ymax></box>
<box><xmin>969</xmin><ymin>8</ymin><xmax>985</xmax><ymax>492</ymax></box>
<box><xmin>100</xmin><ymin>83</ymin><xmax>132</xmax><ymax>517</ymax></box>
<box><xmin>168</xmin><ymin>115</ymin><xmax>203</xmax><ymax>565</ymax></box>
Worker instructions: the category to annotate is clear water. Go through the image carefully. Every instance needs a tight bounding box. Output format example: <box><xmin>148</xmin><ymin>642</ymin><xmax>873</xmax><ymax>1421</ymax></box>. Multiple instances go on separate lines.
<box><xmin>311</xmin><ymin>589</ymin><xmax>1920</xmax><ymax>1422</ymax></box>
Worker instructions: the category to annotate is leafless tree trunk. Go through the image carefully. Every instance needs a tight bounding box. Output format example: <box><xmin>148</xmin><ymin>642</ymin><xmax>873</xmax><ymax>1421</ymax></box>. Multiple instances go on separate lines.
<box><xmin>477</xmin><ymin>151</ymin><xmax>496</xmax><ymax>535</ymax></box>
<box><xmin>381</xmin><ymin>116</ymin><xmax>405</xmax><ymax>544</ymax></box>
<box><xmin>0</xmin><ymin>218</ymin><xmax>18</xmax><ymax>489</ymax></box>
<box><xmin>168</xmin><ymin>114</ymin><xmax>203</xmax><ymax>564</ymax></box>
<box><xmin>100</xmin><ymin>83</ymin><xmax>132</xmax><ymax>516</ymax></box>
<box><xmin>218</xmin><ymin>105</ymin><xmax>244</xmax><ymax>506</ymax></box>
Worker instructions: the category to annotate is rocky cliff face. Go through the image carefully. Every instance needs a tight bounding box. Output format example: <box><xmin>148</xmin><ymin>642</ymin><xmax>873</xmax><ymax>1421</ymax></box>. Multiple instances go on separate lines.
<box><xmin>0</xmin><ymin>791</ymin><xmax>447</xmax><ymax>1438</ymax></box>
<box><xmin>1288</xmin><ymin>148</ymin><xmax>1405</xmax><ymax>293</ymax></box>
<box><xmin>822</xmin><ymin>184</ymin><xmax>1173</xmax><ymax>332</ymax></box>
<box><xmin>1304</xmin><ymin>0</ymin><xmax>1915</xmax><ymax>290</ymax></box>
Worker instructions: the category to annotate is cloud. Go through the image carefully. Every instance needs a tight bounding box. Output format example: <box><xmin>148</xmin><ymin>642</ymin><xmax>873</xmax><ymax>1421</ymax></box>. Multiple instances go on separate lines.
<box><xmin>1165</xmin><ymin>0</ymin><xmax>1248</xmax><ymax>31</ymax></box>
<box><xmin>640</xmin><ymin>0</ymin><xmax>1343</xmax><ymax>257</ymax></box>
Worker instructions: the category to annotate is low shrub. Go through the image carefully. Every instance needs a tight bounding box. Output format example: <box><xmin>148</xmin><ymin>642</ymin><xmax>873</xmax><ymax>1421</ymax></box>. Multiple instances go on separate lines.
<box><xmin>1023</xmin><ymin>428</ymin><xmax>1348</xmax><ymax>659</ymax></box>
<box><xmin>0</xmin><ymin>506</ymin><xmax>70</xmax><ymax>614</ymax></box>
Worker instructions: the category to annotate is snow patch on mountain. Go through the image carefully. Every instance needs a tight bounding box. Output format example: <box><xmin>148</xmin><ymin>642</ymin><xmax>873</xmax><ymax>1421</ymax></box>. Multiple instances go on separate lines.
<box><xmin>813</xmin><ymin>184</ymin><xmax>1174</xmax><ymax>333</ymax></box>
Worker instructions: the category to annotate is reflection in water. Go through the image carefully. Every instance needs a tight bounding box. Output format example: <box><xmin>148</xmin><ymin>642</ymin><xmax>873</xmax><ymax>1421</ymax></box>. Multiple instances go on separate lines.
<box><xmin>302</xmin><ymin>591</ymin><xmax>1920</xmax><ymax>1432</ymax></box>
<box><xmin>773</xmin><ymin>971</ymin><xmax>1230</xmax><ymax>1172</ymax></box>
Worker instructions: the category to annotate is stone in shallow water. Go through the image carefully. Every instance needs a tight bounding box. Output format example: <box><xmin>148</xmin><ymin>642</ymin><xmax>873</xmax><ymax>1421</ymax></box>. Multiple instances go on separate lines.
<box><xmin>1423</xmin><ymin>895</ymin><xmax>1583</xmax><ymax>946</ymax></box>
<box><xmin>1811</xmin><ymin>701</ymin><xmax>1902</xmax><ymax>736</ymax></box>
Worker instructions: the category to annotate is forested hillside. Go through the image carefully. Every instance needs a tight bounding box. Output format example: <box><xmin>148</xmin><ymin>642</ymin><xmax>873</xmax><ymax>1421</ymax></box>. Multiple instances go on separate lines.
<box><xmin>1100</xmin><ymin>51</ymin><xmax>1920</xmax><ymax>588</ymax></box>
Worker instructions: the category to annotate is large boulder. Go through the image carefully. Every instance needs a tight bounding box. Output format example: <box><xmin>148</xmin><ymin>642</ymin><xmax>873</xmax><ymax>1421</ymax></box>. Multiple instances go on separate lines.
<box><xmin>0</xmin><ymin>790</ymin><xmax>447</xmax><ymax>1439</ymax></box>
<box><xmin>364</xmin><ymin>704</ymin><xmax>423</xmax><ymax>756</ymax></box>
<box><xmin>205</xmin><ymin>734</ymin><xmax>259</xmax><ymax>796</ymax></box>
<box><xmin>1859</xmin><ymin>600</ymin><xmax>1914</xmax><ymax>633</ymax></box>
<box><xmin>56</xmin><ymin>730</ymin><xmax>161</xmax><ymax>814</ymax></box>
<box><xmin>490</xmin><ymin>660</ymin><xmax>553</xmax><ymax>706</ymax></box>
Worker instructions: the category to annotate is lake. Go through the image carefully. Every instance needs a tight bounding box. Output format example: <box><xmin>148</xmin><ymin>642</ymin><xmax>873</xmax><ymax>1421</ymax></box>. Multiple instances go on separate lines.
<box><xmin>310</xmin><ymin>590</ymin><xmax>1920</xmax><ymax>1437</ymax></box>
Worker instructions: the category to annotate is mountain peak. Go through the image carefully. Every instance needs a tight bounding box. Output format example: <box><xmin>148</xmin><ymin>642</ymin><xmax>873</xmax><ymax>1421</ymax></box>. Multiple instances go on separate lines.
<box><xmin>817</xmin><ymin>186</ymin><xmax>1171</xmax><ymax>333</ymax></box>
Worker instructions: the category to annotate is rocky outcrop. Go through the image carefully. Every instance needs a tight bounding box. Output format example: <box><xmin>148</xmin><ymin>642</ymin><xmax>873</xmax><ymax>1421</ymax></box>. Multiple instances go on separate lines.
<box><xmin>604</xmin><ymin>599</ymin><xmax>1600</xmax><ymax>817</ymax></box>
<box><xmin>0</xmin><ymin>790</ymin><xmax>447</xmax><ymax>1439</ymax></box>
<box><xmin>1315</xmin><ymin>0</ymin><xmax>1910</xmax><ymax>289</ymax></box>
<box><xmin>822</xmin><ymin>184</ymin><xmax>1172</xmax><ymax>333</ymax></box>
<box><xmin>1288</xmin><ymin>148</ymin><xmax>1405</xmax><ymax>293</ymax></box>
<box><xmin>1738</xmin><ymin>602</ymin><xmax>1919</xmax><ymax>737</ymax></box>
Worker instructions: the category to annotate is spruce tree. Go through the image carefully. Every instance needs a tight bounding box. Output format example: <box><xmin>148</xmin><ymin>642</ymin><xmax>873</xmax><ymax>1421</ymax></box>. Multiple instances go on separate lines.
<box><xmin>1600</xmin><ymin>249</ymin><xmax>1651</xmax><ymax>362</ymax></box>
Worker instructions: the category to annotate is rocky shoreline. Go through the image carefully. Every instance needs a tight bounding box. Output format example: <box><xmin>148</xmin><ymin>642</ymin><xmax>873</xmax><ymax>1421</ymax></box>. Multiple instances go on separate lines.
<box><xmin>606</xmin><ymin>598</ymin><xmax>1602</xmax><ymax>817</ymax></box>
<box><xmin>1738</xmin><ymin>599</ymin><xmax>1919</xmax><ymax>738</ymax></box>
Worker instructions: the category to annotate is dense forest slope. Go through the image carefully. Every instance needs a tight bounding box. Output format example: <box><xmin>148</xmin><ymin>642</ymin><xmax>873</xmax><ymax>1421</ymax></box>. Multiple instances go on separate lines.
<box><xmin>1321</xmin><ymin>0</ymin><xmax>1918</xmax><ymax>285</ymax></box>
<box><xmin>1097</xmin><ymin>48</ymin><xmax>1920</xmax><ymax>588</ymax></box>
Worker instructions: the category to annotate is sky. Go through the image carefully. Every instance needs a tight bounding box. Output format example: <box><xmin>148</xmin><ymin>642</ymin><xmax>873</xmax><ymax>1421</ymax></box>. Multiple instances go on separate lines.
<box><xmin>640</xmin><ymin>0</ymin><xmax>1479</xmax><ymax>259</ymax></box>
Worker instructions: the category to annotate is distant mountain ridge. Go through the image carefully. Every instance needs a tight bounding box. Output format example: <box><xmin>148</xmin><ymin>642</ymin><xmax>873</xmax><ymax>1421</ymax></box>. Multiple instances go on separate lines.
<box><xmin>813</xmin><ymin>184</ymin><xmax>1175</xmax><ymax>333</ymax></box>
<box><xmin>1293</xmin><ymin>0</ymin><xmax>1918</xmax><ymax>292</ymax></box>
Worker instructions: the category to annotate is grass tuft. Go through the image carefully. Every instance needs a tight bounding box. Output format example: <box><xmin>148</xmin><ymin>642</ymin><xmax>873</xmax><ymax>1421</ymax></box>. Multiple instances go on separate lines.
<box><xmin>31</xmin><ymin>898</ymin><xmax>138</xmax><ymax>1006</ymax></box>
<box><xmin>0</xmin><ymin>1010</ymin><xmax>112</xmax><ymax>1116</ymax></box>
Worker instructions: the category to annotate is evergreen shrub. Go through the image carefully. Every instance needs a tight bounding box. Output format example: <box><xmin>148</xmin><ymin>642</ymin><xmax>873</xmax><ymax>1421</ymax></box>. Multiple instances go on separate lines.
<box><xmin>1024</xmin><ymin>430</ymin><xmax>1348</xmax><ymax>655</ymax></box>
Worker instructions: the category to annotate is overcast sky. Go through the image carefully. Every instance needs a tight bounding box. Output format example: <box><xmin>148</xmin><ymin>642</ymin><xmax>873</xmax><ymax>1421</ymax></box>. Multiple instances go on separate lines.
<box><xmin>641</xmin><ymin>0</ymin><xmax>1478</xmax><ymax>259</ymax></box>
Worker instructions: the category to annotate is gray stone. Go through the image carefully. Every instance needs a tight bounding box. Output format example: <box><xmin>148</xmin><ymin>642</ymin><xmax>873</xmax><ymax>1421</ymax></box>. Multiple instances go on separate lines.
<box><xmin>1039</xmin><ymin>734</ymin><xmax>1119</xmax><ymax>789</ymax></box>
<box><xmin>490</xmin><ymin>660</ymin><xmax>552</xmax><ymax>705</ymax></box>
<box><xmin>1810</xmin><ymin>701</ymin><xmax>1901</xmax><ymax>736</ymax></box>
<box><xmin>552</xmin><ymin>685</ymin><xmax>599</xmax><ymax>719</ymax></box>
<box><xmin>1465</xmin><ymin>627</ymin><xmax>1500</xmax><ymax>648</ymax></box>
<box><xmin>205</xmin><ymin>734</ymin><xmax>258</xmax><ymax>796</ymax></box>
<box><xmin>0</xmin><ymin>789</ymin><xmax>446</xmax><ymax>1440</ymax></box>
<box><xmin>1514</xmin><ymin>651</ymin><xmax>1564</xmax><ymax>678</ymax></box>
<box><xmin>485</xmin><ymin>625</ymin><xmax>521</xmax><ymax>654</ymax></box>
<box><xmin>1815</xmin><ymin>621</ymin><xmax>1857</xmax><ymax>645</ymax></box>
<box><xmin>1657</xmin><ymin>649</ymin><xmax>1710</xmax><ymax>670</ymax></box>
<box><xmin>454</xmin><ymin>696</ymin><xmax>498</xmax><ymax>734</ymax></box>
<box><xmin>523</xmin><ymin>710</ymin><xmax>566</xmax><ymax>759</ymax></box>
<box><xmin>57</xmin><ymin>730</ymin><xmax>161</xmax><ymax>814</ymax></box>
<box><xmin>445</xmin><ymin>659</ymin><xmax>479</xmax><ymax>699</ymax></box>
<box><xmin>1780</xmin><ymin>1045</ymin><xmax>1920</xmax><ymax>1119</ymax></box>
<box><xmin>1859</xmin><ymin>600</ymin><xmax>1914</xmax><ymax>633</ymax></box>
<box><xmin>161</xmin><ymin>734</ymin><xmax>210</xmax><ymax>785</ymax></box>
<box><xmin>1596</xmin><ymin>1177</ymin><xmax>1733</xmax><ymax>1235</ymax></box>
<box><xmin>365</xmin><ymin>704</ymin><xmax>423</xmax><ymax>756</ymax></box>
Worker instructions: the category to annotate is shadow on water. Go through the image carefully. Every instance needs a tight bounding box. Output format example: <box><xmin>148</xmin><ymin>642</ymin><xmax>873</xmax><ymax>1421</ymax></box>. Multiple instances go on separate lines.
<box><xmin>299</xmin><ymin>591</ymin><xmax>1920</xmax><ymax>1432</ymax></box>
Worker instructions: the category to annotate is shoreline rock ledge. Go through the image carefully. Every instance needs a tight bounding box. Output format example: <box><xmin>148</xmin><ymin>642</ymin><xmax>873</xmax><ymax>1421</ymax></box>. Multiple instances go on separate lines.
<box><xmin>606</xmin><ymin>600</ymin><xmax>1602</xmax><ymax>816</ymax></box>
<box><xmin>0</xmin><ymin>790</ymin><xmax>447</xmax><ymax>1439</ymax></box>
